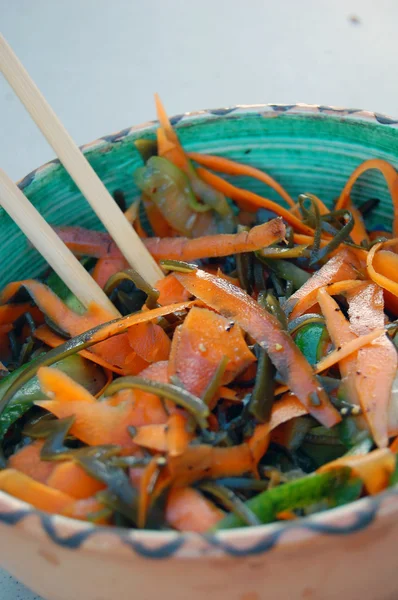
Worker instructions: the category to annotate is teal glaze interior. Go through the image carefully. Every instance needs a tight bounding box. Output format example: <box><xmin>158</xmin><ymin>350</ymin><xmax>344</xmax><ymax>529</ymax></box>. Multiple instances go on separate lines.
<box><xmin>2</xmin><ymin>107</ymin><xmax>398</xmax><ymax>288</ymax></box>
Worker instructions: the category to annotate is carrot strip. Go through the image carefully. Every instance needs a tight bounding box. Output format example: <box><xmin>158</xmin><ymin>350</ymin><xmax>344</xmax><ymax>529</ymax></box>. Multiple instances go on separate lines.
<box><xmin>8</xmin><ymin>440</ymin><xmax>56</xmax><ymax>484</ymax></box>
<box><xmin>176</xmin><ymin>269</ymin><xmax>340</xmax><ymax>427</ymax></box>
<box><xmin>145</xmin><ymin>218</ymin><xmax>285</xmax><ymax>261</ymax></box>
<box><xmin>347</xmin><ymin>283</ymin><xmax>397</xmax><ymax>448</ymax></box>
<box><xmin>92</xmin><ymin>257</ymin><xmax>128</xmax><ymax>289</ymax></box>
<box><xmin>315</xmin><ymin>328</ymin><xmax>385</xmax><ymax>374</ymax></box>
<box><xmin>36</xmin><ymin>367</ymin><xmax>136</xmax><ymax>449</ymax></box>
<box><xmin>0</xmin><ymin>469</ymin><xmax>75</xmax><ymax>514</ymax></box>
<box><xmin>335</xmin><ymin>159</ymin><xmax>398</xmax><ymax>236</ymax></box>
<box><xmin>133</xmin><ymin>424</ymin><xmax>168</xmax><ymax>452</ymax></box>
<box><xmin>166</xmin><ymin>413</ymin><xmax>191</xmax><ymax>457</ymax></box>
<box><xmin>187</xmin><ymin>152</ymin><xmax>296</xmax><ymax>208</ymax></box>
<box><xmin>318</xmin><ymin>448</ymin><xmax>396</xmax><ymax>495</ymax></box>
<box><xmin>155</xmin><ymin>94</ymin><xmax>190</xmax><ymax>171</ymax></box>
<box><xmin>155</xmin><ymin>274</ymin><xmax>191</xmax><ymax>306</ymax></box>
<box><xmin>46</xmin><ymin>461</ymin><xmax>105</xmax><ymax>499</ymax></box>
<box><xmin>142</xmin><ymin>194</ymin><xmax>175</xmax><ymax>237</ymax></box>
<box><xmin>317</xmin><ymin>288</ymin><xmax>360</xmax><ymax>405</ymax></box>
<box><xmin>367</xmin><ymin>243</ymin><xmax>398</xmax><ymax>297</ymax></box>
<box><xmin>0</xmin><ymin>303</ymin><xmax>43</xmax><ymax>326</ymax></box>
<box><xmin>347</xmin><ymin>201</ymin><xmax>369</xmax><ymax>245</ymax></box>
<box><xmin>127</xmin><ymin>321</ymin><xmax>171</xmax><ymax>363</ymax></box>
<box><xmin>285</xmin><ymin>249</ymin><xmax>361</xmax><ymax>319</ymax></box>
<box><xmin>196</xmin><ymin>167</ymin><xmax>315</xmax><ymax>235</ymax></box>
<box><xmin>138</xmin><ymin>455</ymin><xmax>161</xmax><ymax>528</ymax></box>
<box><xmin>165</xmin><ymin>487</ymin><xmax>224</xmax><ymax>532</ymax></box>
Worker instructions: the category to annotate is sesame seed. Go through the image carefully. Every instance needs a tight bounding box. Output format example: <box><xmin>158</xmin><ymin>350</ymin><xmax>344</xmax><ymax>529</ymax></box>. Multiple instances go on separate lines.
<box><xmin>275</xmin><ymin>343</ymin><xmax>283</xmax><ymax>351</ymax></box>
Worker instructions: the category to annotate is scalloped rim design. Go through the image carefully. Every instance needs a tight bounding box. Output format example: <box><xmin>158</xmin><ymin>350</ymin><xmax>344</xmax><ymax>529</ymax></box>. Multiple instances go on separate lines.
<box><xmin>6</xmin><ymin>103</ymin><xmax>398</xmax><ymax>559</ymax></box>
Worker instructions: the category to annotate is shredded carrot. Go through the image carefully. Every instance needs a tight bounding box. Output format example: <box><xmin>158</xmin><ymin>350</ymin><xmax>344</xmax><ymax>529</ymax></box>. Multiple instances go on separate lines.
<box><xmin>318</xmin><ymin>448</ymin><xmax>396</xmax><ymax>495</ymax></box>
<box><xmin>335</xmin><ymin>159</ymin><xmax>398</xmax><ymax>236</ymax></box>
<box><xmin>142</xmin><ymin>194</ymin><xmax>175</xmax><ymax>237</ymax></box>
<box><xmin>285</xmin><ymin>249</ymin><xmax>362</xmax><ymax>319</ymax></box>
<box><xmin>8</xmin><ymin>440</ymin><xmax>56</xmax><ymax>484</ymax></box>
<box><xmin>347</xmin><ymin>200</ymin><xmax>369</xmax><ymax>245</ymax></box>
<box><xmin>138</xmin><ymin>455</ymin><xmax>162</xmax><ymax>528</ymax></box>
<box><xmin>165</xmin><ymin>487</ymin><xmax>224</xmax><ymax>532</ymax></box>
<box><xmin>46</xmin><ymin>461</ymin><xmax>105</xmax><ymax>499</ymax></box>
<box><xmin>144</xmin><ymin>218</ymin><xmax>285</xmax><ymax>261</ymax></box>
<box><xmin>187</xmin><ymin>152</ymin><xmax>296</xmax><ymax>208</ymax></box>
<box><xmin>315</xmin><ymin>328</ymin><xmax>384</xmax><ymax>374</ymax></box>
<box><xmin>127</xmin><ymin>321</ymin><xmax>171</xmax><ymax>363</ymax></box>
<box><xmin>166</xmin><ymin>413</ymin><xmax>191</xmax><ymax>457</ymax></box>
<box><xmin>317</xmin><ymin>287</ymin><xmax>360</xmax><ymax>406</ymax></box>
<box><xmin>347</xmin><ymin>283</ymin><xmax>397</xmax><ymax>448</ymax></box>
<box><xmin>133</xmin><ymin>424</ymin><xmax>167</xmax><ymax>452</ymax></box>
<box><xmin>196</xmin><ymin>167</ymin><xmax>315</xmax><ymax>235</ymax></box>
<box><xmin>92</xmin><ymin>257</ymin><xmax>128</xmax><ymax>289</ymax></box>
<box><xmin>155</xmin><ymin>94</ymin><xmax>190</xmax><ymax>171</ymax></box>
<box><xmin>0</xmin><ymin>469</ymin><xmax>75</xmax><ymax>514</ymax></box>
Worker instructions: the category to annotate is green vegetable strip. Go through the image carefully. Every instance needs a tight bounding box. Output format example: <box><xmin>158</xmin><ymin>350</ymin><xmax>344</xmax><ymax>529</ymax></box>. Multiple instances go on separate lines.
<box><xmin>248</xmin><ymin>346</ymin><xmax>275</xmax><ymax>423</ymax></box>
<box><xmin>212</xmin><ymin>468</ymin><xmax>352</xmax><ymax>530</ymax></box>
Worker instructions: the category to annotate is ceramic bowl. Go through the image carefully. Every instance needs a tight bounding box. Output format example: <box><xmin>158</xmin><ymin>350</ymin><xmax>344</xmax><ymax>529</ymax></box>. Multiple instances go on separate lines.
<box><xmin>1</xmin><ymin>105</ymin><xmax>398</xmax><ymax>600</ymax></box>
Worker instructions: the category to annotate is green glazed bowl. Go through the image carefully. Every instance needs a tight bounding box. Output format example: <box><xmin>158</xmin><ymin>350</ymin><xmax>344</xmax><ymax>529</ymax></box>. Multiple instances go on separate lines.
<box><xmin>1</xmin><ymin>104</ymin><xmax>398</xmax><ymax>600</ymax></box>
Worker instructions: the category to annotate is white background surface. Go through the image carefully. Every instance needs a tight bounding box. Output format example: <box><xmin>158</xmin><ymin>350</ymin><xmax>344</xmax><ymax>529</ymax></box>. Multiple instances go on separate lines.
<box><xmin>1</xmin><ymin>0</ymin><xmax>398</xmax><ymax>598</ymax></box>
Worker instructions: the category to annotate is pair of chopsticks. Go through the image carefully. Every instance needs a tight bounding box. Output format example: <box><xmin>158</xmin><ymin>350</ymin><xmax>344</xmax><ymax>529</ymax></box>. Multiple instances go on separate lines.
<box><xmin>0</xmin><ymin>34</ymin><xmax>164</xmax><ymax>317</ymax></box>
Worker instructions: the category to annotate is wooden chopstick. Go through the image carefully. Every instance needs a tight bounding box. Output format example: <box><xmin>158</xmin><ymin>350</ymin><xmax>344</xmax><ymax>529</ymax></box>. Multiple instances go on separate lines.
<box><xmin>0</xmin><ymin>33</ymin><xmax>164</xmax><ymax>287</ymax></box>
<box><xmin>0</xmin><ymin>168</ymin><xmax>121</xmax><ymax>316</ymax></box>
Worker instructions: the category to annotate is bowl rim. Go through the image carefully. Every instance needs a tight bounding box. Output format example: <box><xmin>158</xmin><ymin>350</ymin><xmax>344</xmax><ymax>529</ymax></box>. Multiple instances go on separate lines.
<box><xmin>4</xmin><ymin>102</ymin><xmax>398</xmax><ymax>559</ymax></box>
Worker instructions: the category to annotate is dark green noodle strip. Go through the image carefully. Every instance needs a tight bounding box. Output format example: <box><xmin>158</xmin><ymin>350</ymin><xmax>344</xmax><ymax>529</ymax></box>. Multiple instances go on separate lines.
<box><xmin>214</xmin><ymin>478</ymin><xmax>270</xmax><ymax>491</ymax></box>
<box><xmin>257</xmin><ymin>244</ymin><xmax>310</xmax><ymax>260</ymax></box>
<box><xmin>104</xmin><ymin>269</ymin><xmax>160</xmax><ymax>309</ymax></box>
<box><xmin>258</xmin><ymin>291</ymin><xmax>288</xmax><ymax>330</ymax></box>
<box><xmin>212</xmin><ymin>468</ymin><xmax>352</xmax><ymax>530</ymax></box>
<box><xmin>260</xmin><ymin>258</ymin><xmax>310</xmax><ymax>291</ymax></box>
<box><xmin>235</xmin><ymin>227</ymin><xmax>254</xmax><ymax>293</ymax></box>
<box><xmin>109</xmin><ymin>455</ymin><xmax>152</xmax><ymax>468</ymax></box>
<box><xmin>248</xmin><ymin>345</ymin><xmax>275</xmax><ymax>423</ymax></box>
<box><xmin>104</xmin><ymin>376</ymin><xmax>209</xmax><ymax>429</ymax></box>
<box><xmin>358</xmin><ymin>198</ymin><xmax>380</xmax><ymax>217</ymax></box>
<box><xmin>253</xmin><ymin>259</ymin><xmax>267</xmax><ymax>292</ymax></box>
<box><xmin>299</xmin><ymin>195</ymin><xmax>323</xmax><ymax>264</ymax></box>
<box><xmin>287</xmin><ymin>313</ymin><xmax>326</xmax><ymax>336</ymax></box>
<box><xmin>310</xmin><ymin>210</ymin><xmax>354</xmax><ymax>265</ymax></box>
<box><xmin>268</xmin><ymin>271</ymin><xmax>285</xmax><ymax>298</ymax></box>
<box><xmin>199</xmin><ymin>481</ymin><xmax>261</xmax><ymax>527</ymax></box>
<box><xmin>202</xmin><ymin>356</ymin><xmax>229</xmax><ymax>406</ymax></box>
<box><xmin>44</xmin><ymin>315</ymin><xmax>70</xmax><ymax>339</ymax></box>
<box><xmin>298</xmin><ymin>194</ymin><xmax>320</xmax><ymax>227</ymax></box>
<box><xmin>159</xmin><ymin>260</ymin><xmax>197</xmax><ymax>273</ymax></box>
